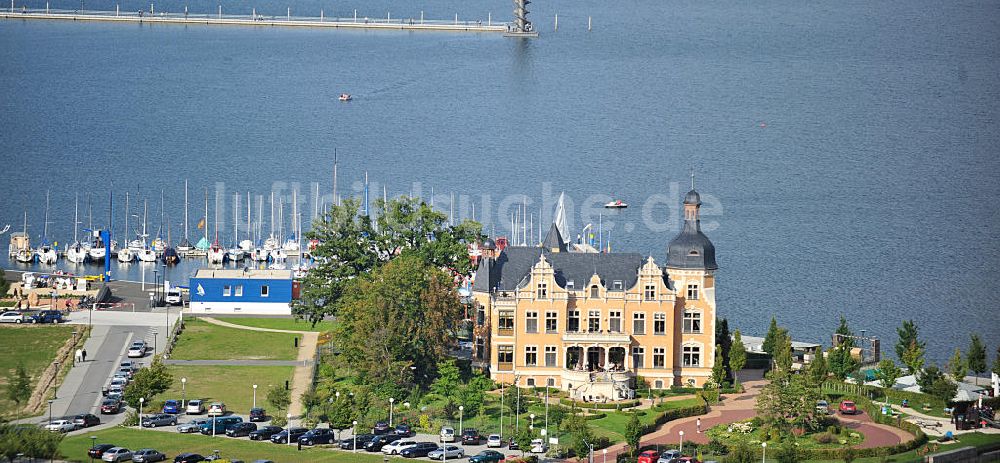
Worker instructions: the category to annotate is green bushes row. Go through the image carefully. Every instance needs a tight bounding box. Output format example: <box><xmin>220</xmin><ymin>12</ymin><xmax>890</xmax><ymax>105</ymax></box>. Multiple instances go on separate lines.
<box><xmin>559</xmin><ymin>398</ymin><xmax>640</xmax><ymax>409</ymax></box>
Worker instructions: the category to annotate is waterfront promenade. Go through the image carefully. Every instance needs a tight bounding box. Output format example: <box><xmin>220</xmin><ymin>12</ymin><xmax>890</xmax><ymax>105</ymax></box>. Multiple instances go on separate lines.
<box><xmin>1</xmin><ymin>7</ymin><xmax>508</xmax><ymax>33</ymax></box>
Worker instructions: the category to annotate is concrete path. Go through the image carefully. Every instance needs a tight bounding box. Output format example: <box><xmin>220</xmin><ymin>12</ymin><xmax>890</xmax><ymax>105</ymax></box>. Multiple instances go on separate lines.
<box><xmin>199</xmin><ymin>317</ymin><xmax>318</xmax><ymax>419</ymax></box>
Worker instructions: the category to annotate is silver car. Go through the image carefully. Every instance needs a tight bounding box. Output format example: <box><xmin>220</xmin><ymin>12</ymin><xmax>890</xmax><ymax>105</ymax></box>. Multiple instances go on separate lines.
<box><xmin>131</xmin><ymin>448</ymin><xmax>166</xmax><ymax>462</ymax></box>
<box><xmin>140</xmin><ymin>413</ymin><xmax>177</xmax><ymax>428</ymax></box>
<box><xmin>427</xmin><ymin>445</ymin><xmax>465</xmax><ymax>460</ymax></box>
<box><xmin>176</xmin><ymin>418</ymin><xmax>209</xmax><ymax>433</ymax></box>
<box><xmin>657</xmin><ymin>449</ymin><xmax>682</xmax><ymax>463</ymax></box>
<box><xmin>127</xmin><ymin>341</ymin><xmax>147</xmax><ymax>358</ymax></box>
<box><xmin>102</xmin><ymin>447</ymin><xmax>132</xmax><ymax>462</ymax></box>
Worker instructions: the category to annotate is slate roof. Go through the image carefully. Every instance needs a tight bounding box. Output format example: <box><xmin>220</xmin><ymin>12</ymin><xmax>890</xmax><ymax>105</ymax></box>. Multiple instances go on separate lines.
<box><xmin>541</xmin><ymin>223</ymin><xmax>567</xmax><ymax>252</ymax></box>
<box><xmin>473</xmin><ymin>246</ymin><xmax>652</xmax><ymax>293</ymax></box>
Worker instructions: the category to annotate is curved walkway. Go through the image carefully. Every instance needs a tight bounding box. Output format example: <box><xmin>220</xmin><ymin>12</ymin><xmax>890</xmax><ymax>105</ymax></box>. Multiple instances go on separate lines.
<box><xmin>199</xmin><ymin>317</ymin><xmax>319</xmax><ymax>418</ymax></box>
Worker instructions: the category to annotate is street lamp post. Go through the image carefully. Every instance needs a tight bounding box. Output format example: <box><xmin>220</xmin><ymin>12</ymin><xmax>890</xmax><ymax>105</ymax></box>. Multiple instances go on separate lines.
<box><xmin>544</xmin><ymin>377</ymin><xmax>550</xmax><ymax>440</ymax></box>
<box><xmin>761</xmin><ymin>442</ymin><xmax>767</xmax><ymax>463</ymax></box>
<box><xmin>603</xmin><ymin>448</ymin><xmax>607</xmax><ymax>463</ymax></box>
<box><xmin>529</xmin><ymin>413</ymin><xmax>535</xmax><ymax>430</ymax></box>
<box><xmin>47</xmin><ymin>399</ymin><xmax>53</xmax><ymax>426</ymax></box>
<box><xmin>152</xmin><ymin>330</ymin><xmax>158</xmax><ymax>355</ymax></box>
<box><xmin>152</xmin><ymin>269</ymin><xmax>159</xmax><ymax>307</ymax></box>
<box><xmin>53</xmin><ymin>361</ymin><xmax>60</xmax><ymax>399</ymax></box>
<box><xmin>459</xmin><ymin>405</ymin><xmax>464</xmax><ymax>435</ymax></box>
<box><xmin>287</xmin><ymin>413</ymin><xmax>292</xmax><ymax>447</ymax></box>
<box><xmin>139</xmin><ymin>398</ymin><xmax>145</xmax><ymax>430</ymax></box>
<box><xmin>499</xmin><ymin>381</ymin><xmax>504</xmax><ymax>441</ymax></box>
<box><xmin>352</xmin><ymin>420</ymin><xmax>358</xmax><ymax>453</ymax></box>
<box><xmin>253</xmin><ymin>384</ymin><xmax>258</xmax><ymax>409</ymax></box>
<box><xmin>90</xmin><ymin>436</ymin><xmax>97</xmax><ymax>463</ymax></box>
<box><xmin>389</xmin><ymin>397</ymin><xmax>395</xmax><ymax>427</ymax></box>
<box><xmin>181</xmin><ymin>377</ymin><xmax>187</xmax><ymax>408</ymax></box>
<box><xmin>679</xmin><ymin>430</ymin><xmax>684</xmax><ymax>453</ymax></box>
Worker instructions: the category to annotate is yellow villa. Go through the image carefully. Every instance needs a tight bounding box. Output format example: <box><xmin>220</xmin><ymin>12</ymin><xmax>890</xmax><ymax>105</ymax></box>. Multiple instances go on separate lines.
<box><xmin>471</xmin><ymin>188</ymin><xmax>719</xmax><ymax>400</ymax></box>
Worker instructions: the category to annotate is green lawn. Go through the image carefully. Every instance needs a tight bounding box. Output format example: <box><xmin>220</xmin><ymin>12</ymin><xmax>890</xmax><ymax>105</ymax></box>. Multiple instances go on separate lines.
<box><xmin>802</xmin><ymin>432</ymin><xmax>1000</xmax><ymax>462</ymax></box>
<box><xmin>589</xmin><ymin>398</ymin><xmax>704</xmax><ymax>442</ymax></box>
<box><xmin>154</xmin><ymin>365</ymin><xmax>295</xmax><ymax>414</ymax></box>
<box><xmin>221</xmin><ymin>317</ymin><xmax>335</xmax><ymax>332</ymax></box>
<box><xmin>0</xmin><ymin>324</ymin><xmax>77</xmax><ymax>419</ymax></box>
<box><xmin>59</xmin><ymin>427</ymin><xmax>404</xmax><ymax>463</ymax></box>
<box><xmin>171</xmin><ymin>318</ymin><xmax>299</xmax><ymax>360</ymax></box>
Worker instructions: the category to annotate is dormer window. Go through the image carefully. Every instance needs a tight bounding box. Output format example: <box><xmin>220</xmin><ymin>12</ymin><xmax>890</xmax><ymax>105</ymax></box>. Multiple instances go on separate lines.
<box><xmin>566</xmin><ymin>280</ymin><xmax>575</xmax><ymax>290</ymax></box>
<box><xmin>537</xmin><ymin>282</ymin><xmax>548</xmax><ymax>298</ymax></box>
<box><xmin>612</xmin><ymin>280</ymin><xmax>623</xmax><ymax>291</ymax></box>
<box><xmin>590</xmin><ymin>285</ymin><xmax>599</xmax><ymax>298</ymax></box>
<box><xmin>688</xmin><ymin>250</ymin><xmax>700</xmax><ymax>256</ymax></box>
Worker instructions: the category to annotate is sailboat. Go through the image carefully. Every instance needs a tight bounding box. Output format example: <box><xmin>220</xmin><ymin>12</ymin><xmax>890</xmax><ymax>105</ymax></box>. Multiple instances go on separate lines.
<box><xmin>239</xmin><ymin>191</ymin><xmax>254</xmax><ymax>252</ymax></box>
<box><xmin>86</xmin><ymin>195</ymin><xmax>107</xmax><ymax>263</ymax></box>
<box><xmin>177</xmin><ymin>180</ymin><xmax>193</xmax><ymax>254</ymax></box>
<box><xmin>66</xmin><ymin>194</ymin><xmax>87</xmax><ymax>264</ymax></box>
<box><xmin>117</xmin><ymin>192</ymin><xmax>135</xmax><ymax>263</ymax></box>
<box><xmin>136</xmin><ymin>200</ymin><xmax>157</xmax><ymax>263</ymax></box>
<box><xmin>281</xmin><ymin>189</ymin><xmax>301</xmax><ymax>254</ymax></box>
<box><xmin>162</xmin><ymin>216</ymin><xmax>179</xmax><ymax>265</ymax></box>
<box><xmin>34</xmin><ymin>191</ymin><xmax>59</xmax><ymax>265</ymax></box>
<box><xmin>150</xmin><ymin>190</ymin><xmax>167</xmax><ymax>253</ymax></box>
<box><xmin>207</xmin><ymin>191</ymin><xmax>225</xmax><ymax>265</ymax></box>
<box><xmin>226</xmin><ymin>194</ymin><xmax>245</xmax><ymax>262</ymax></box>
<box><xmin>14</xmin><ymin>211</ymin><xmax>34</xmax><ymax>263</ymax></box>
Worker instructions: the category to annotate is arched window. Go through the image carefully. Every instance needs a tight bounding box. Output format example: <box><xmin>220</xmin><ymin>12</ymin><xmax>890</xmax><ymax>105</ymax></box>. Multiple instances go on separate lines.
<box><xmin>590</xmin><ymin>285</ymin><xmax>599</xmax><ymax>298</ymax></box>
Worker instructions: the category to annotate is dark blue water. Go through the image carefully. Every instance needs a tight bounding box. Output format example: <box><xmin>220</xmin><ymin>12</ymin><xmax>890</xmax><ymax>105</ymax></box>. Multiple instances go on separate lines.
<box><xmin>2</xmin><ymin>0</ymin><xmax>999</xmax><ymax>366</ymax></box>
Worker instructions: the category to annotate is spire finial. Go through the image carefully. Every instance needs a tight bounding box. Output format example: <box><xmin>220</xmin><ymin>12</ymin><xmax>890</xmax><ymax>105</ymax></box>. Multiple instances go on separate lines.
<box><xmin>690</xmin><ymin>168</ymin><xmax>695</xmax><ymax>190</ymax></box>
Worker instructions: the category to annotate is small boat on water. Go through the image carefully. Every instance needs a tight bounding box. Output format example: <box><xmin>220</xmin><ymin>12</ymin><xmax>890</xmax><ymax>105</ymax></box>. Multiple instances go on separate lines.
<box><xmin>604</xmin><ymin>199</ymin><xmax>628</xmax><ymax>209</ymax></box>
<box><xmin>339</xmin><ymin>93</ymin><xmax>352</xmax><ymax>101</ymax></box>
<box><xmin>118</xmin><ymin>246</ymin><xmax>135</xmax><ymax>263</ymax></box>
<box><xmin>269</xmin><ymin>247</ymin><xmax>287</xmax><ymax>262</ymax></box>
<box><xmin>87</xmin><ymin>234</ymin><xmax>107</xmax><ymax>263</ymax></box>
<box><xmin>34</xmin><ymin>192</ymin><xmax>58</xmax><ymax>265</ymax></box>
<box><xmin>66</xmin><ymin>241</ymin><xmax>87</xmax><ymax>263</ymax></box>
<box><xmin>207</xmin><ymin>241</ymin><xmax>225</xmax><ymax>265</ymax></box>
<box><xmin>162</xmin><ymin>247</ymin><xmax>179</xmax><ymax>265</ymax></box>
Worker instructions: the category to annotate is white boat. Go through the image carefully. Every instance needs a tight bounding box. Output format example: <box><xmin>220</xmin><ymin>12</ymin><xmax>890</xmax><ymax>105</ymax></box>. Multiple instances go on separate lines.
<box><xmin>34</xmin><ymin>192</ymin><xmax>58</xmax><ymax>264</ymax></box>
<box><xmin>604</xmin><ymin>199</ymin><xmax>628</xmax><ymax>208</ymax></box>
<box><xmin>282</xmin><ymin>239</ymin><xmax>300</xmax><ymax>253</ymax></box>
<box><xmin>15</xmin><ymin>248</ymin><xmax>34</xmax><ymax>263</ymax></box>
<box><xmin>268</xmin><ymin>261</ymin><xmax>287</xmax><ymax>270</ymax></box>
<box><xmin>226</xmin><ymin>246</ymin><xmax>244</xmax><ymax>262</ymax></box>
<box><xmin>269</xmin><ymin>248</ymin><xmax>287</xmax><ymax>262</ymax></box>
<box><xmin>87</xmin><ymin>235</ymin><xmax>106</xmax><ymax>262</ymax></box>
<box><xmin>11</xmin><ymin>212</ymin><xmax>33</xmax><ymax>263</ymax></box>
<box><xmin>134</xmin><ymin>199</ymin><xmax>157</xmax><ymax>262</ymax></box>
<box><xmin>117</xmin><ymin>247</ymin><xmax>135</xmax><ymax>263</ymax></box>
<box><xmin>239</xmin><ymin>240</ymin><xmax>254</xmax><ymax>252</ymax></box>
<box><xmin>251</xmin><ymin>247</ymin><xmax>268</xmax><ymax>262</ymax></box>
<box><xmin>136</xmin><ymin>245</ymin><xmax>157</xmax><ymax>262</ymax></box>
<box><xmin>339</xmin><ymin>93</ymin><xmax>352</xmax><ymax>101</ymax></box>
<box><xmin>66</xmin><ymin>242</ymin><xmax>87</xmax><ymax>263</ymax></box>
<box><xmin>207</xmin><ymin>242</ymin><xmax>225</xmax><ymax>264</ymax></box>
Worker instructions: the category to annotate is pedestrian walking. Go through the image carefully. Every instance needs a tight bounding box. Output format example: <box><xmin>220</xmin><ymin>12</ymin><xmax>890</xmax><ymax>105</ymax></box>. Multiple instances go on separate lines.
<box><xmin>82</xmin><ymin>349</ymin><xmax>87</xmax><ymax>362</ymax></box>
<box><xmin>696</xmin><ymin>417</ymin><xmax>701</xmax><ymax>433</ymax></box>
<box><xmin>74</xmin><ymin>349</ymin><xmax>82</xmax><ymax>365</ymax></box>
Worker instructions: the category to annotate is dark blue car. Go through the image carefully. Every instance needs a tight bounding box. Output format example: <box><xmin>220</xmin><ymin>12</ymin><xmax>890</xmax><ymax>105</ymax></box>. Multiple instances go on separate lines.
<box><xmin>162</xmin><ymin>400</ymin><xmax>182</xmax><ymax>414</ymax></box>
<box><xmin>29</xmin><ymin>310</ymin><xmax>63</xmax><ymax>324</ymax></box>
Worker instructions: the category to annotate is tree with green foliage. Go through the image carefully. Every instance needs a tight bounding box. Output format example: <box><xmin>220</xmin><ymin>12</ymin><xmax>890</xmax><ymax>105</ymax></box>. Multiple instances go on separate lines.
<box><xmin>774</xmin><ymin>439</ymin><xmax>804</xmax><ymax>463</ymax></box>
<box><xmin>756</xmin><ymin>371</ymin><xmax>822</xmax><ymax>434</ymax></box>
<box><xmin>762</xmin><ymin>317</ymin><xmax>780</xmax><ymax>355</ymax></box>
<box><xmin>722</xmin><ymin>439</ymin><xmax>755</xmax><ymax>463</ymax></box>
<box><xmin>730</xmin><ymin>330</ymin><xmax>747</xmax><ymax>385</ymax></box>
<box><xmin>948</xmin><ymin>348</ymin><xmax>967</xmax><ymax>380</ymax></box>
<box><xmin>876</xmin><ymin>358</ymin><xmax>902</xmax><ymax>390</ymax></box>
<box><xmin>773</xmin><ymin>329</ymin><xmax>793</xmax><ymax>374</ymax></box>
<box><xmin>513</xmin><ymin>425</ymin><xmax>534</xmax><ymax>457</ymax></box>
<box><xmin>564</xmin><ymin>412</ymin><xmax>595</xmax><ymax>461</ymax></box>
<box><xmin>808</xmin><ymin>348</ymin><xmax>829</xmax><ymax>385</ymax></box>
<box><xmin>294</xmin><ymin>196</ymin><xmax>483</xmax><ymax>326</ymax></box>
<box><xmin>6</xmin><ymin>362</ymin><xmax>31</xmax><ymax>421</ymax></box>
<box><xmin>123</xmin><ymin>357</ymin><xmax>172</xmax><ymax>407</ymax></box>
<box><xmin>828</xmin><ymin>317</ymin><xmax>858</xmax><ymax>381</ymax></box>
<box><xmin>0</xmin><ymin>270</ymin><xmax>9</xmax><ymax>296</ymax></box>
<box><xmin>712</xmin><ymin>344</ymin><xmax>727</xmax><ymax>386</ymax></box>
<box><xmin>267</xmin><ymin>385</ymin><xmax>291</xmax><ymax>415</ymax></box>
<box><xmin>716</xmin><ymin>318</ymin><xmax>732</xmax><ymax>381</ymax></box>
<box><xmin>993</xmin><ymin>345</ymin><xmax>1000</xmax><ymax>379</ymax></box>
<box><xmin>918</xmin><ymin>366</ymin><xmax>957</xmax><ymax>402</ymax></box>
<box><xmin>0</xmin><ymin>424</ymin><xmax>63</xmax><ymax>462</ymax></box>
<box><xmin>503</xmin><ymin>384</ymin><xmax>528</xmax><ymax>416</ymax></box>
<box><xmin>967</xmin><ymin>334</ymin><xmax>987</xmax><ymax>385</ymax></box>
<box><xmin>895</xmin><ymin>320</ymin><xmax>925</xmax><ymax>374</ymax></box>
<box><xmin>326</xmin><ymin>393</ymin><xmax>355</xmax><ymax>440</ymax></box>
<box><xmin>333</xmin><ymin>254</ymin><xmax>463</xmax><ymax>391</ymax></box>
<box><xmin>624</xmin><ymin>412</ymin><xmax>642</xmax><ymax>459</ymax></box>
<box><xmin>431</xmin><ymin>359</ymin><xmax>462</xmax><ymax>400</ymax></box>
<box><xmin>835</xmin><ymin>316</ymin><xmax>853</xmax><ymax>343</ymax></box>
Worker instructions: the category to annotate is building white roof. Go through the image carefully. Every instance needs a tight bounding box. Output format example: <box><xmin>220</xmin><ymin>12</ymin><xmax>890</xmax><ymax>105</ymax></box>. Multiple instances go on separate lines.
<box><xmin>193</xmin><ymin>269</ymin><xmax>292</xmax><ymax>280</ymax></box>
<box><xmin>739</xmin><ymin>335</ymin><xmax>821</xmax><ymax>354</ymax></box>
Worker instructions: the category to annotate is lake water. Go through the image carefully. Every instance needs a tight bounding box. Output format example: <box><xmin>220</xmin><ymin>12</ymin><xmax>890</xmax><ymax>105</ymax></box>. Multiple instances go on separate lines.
<box><xmin>2</xmin><ymin>0</ymin><xmax>998</xmax><ymax>366</ymax></box>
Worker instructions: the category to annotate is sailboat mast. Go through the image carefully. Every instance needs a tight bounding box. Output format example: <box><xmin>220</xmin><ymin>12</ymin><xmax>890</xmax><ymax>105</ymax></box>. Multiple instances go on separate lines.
<box><xmin>124</xmin><ymin>192</ymin><xmax>129</xmax><ymax>243</ymax></box>
<box><xmin>184</xmin><ymin>180</ymin><xmax>189</xmax><ymax>241</ymax></box>
<box><xmin>270</xmin><ymin>191</ymin><xmax>275</xmax><ymax>238</ymax></box>
<box><xmin>214</xmin><ymin>190</ymin><xmax>219</xmax><ymax>242</ymax></box>
<box><xmin>43</xmin><ymin>190</ymin><xmax>50</xmax><ymax>240</ymax></box>
<box><xmin>143</xmin><ymin>199</ymin><xmax>148</xmax><ymax>239</ymax></box>
<box><xmin>234</xmin><ymin>193</ymin><xmax>239</xmax><ymax>246</ymax></box>
<box><xmin>246</xmin><ymin>191</ymin><xmax>251</xmax><ymax>243</ymax></box>
<box><xmin>74</xmin><ymin>193</ymin><xmax>79</xmax><ymax>243</ymax></box>
<box><xmin>292</xmin><ymin>188</ymin><xmax>297</xmax><ymax>241</ymax></box>
<box><xmin>203</xmin><ymin>189</ymin><xmax>209</xmax><ymax>241</ymax></box>
<box><xmin>159</xmin><ymin>189</ymin><xmax>165</xmax><ymax>239</ymax></box>
<box><xmin>333</xmin><ymin>148</ymin><xmax>339</xmax><ymax>207</ymax></box>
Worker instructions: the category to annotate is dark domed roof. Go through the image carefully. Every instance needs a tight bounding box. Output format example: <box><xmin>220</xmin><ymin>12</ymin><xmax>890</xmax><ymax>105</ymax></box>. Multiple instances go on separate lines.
<box><xmin>667</xmin><ymin>231</ymin><xmax>718</xmax><ymax>270</ymax></box>
<box><xmin>481</xmin><ymin>238</ymin><xmax>497</xmax><ymax>250</ymax></box>
<box><xmin>683</xmin><ymin>189</ymin><xmax>701</xmax><ymax>205</ymax></box>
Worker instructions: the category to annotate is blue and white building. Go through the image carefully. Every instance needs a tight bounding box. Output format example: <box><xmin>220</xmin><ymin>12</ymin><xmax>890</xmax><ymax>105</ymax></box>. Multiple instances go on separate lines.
<box><xmin>189</xmin><ymin>269</ymin><xmax>294</xmax><ymax>315</ymax></box>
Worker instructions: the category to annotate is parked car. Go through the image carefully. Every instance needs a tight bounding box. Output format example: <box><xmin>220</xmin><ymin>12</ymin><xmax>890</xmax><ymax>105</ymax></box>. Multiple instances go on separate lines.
<box><xmin>486</xmin><ymin>434</ymin><xmax>502</xmax><ymax>448</ymax></box>
<box><xmin>816</xmin><ymin>400</ymin><xmax>830</xmax><ymax>415</ymax></box>
<box><xmin>373</xmin><ymin>420</ymin><xmax>391</xmax><ymax>435</ymax></box>
<box><xmin>394</xmin><ymin>423</ymin><xmax>413</xmax><ymax>437</ymax></box>
<box><xmin>120</xmin><ymin>361</ymin><xmax>139</xmax><ymax>371</ymax></box>
<box><xmin>637</xmin><ymin>450</ymin><xmax>661</xmax><ymax>463</ymax></box>
<box><xmin>399</xmin><ymin>442</ymin><xmax>440</xmax><ymax>458</ymax></box>
<box><xmin>142</xmin><ymin>414</ymin><xmax>178</xmax><ymax>428</ymax></box>
<box><xmin>173</xmin><ymin>453</ymin><xmax>205</xmax><ymax>463</ymax></box>
<box><xmin>116</xmin><ymin>367</ymin><xmax>135</xmax><ymax>379</ymax></box>
<box><xmin>200</xmin><ymin>416</ymin><xmax>243</xmax><ymax>435</ymax></box>
<box><xmin>89</xmin><ymin>444</ymin><xmax>117</xmax><ymax>459</ymax></box>
<box><xmin>165</xmin><ymin>288</ymin><xmax>183</xmax><ymax>305</ymax></box>
<box><xmin>298</xmin><ymin>428</ymin><xmax>335</xmax><ymax>446</ymax></box>
<box><xmin>428</xmin><ymin>445</ymin><xmax>465</xmax><ymax>460</ymax></box>
<box><xmin>186</xmin><ymin>400</ymin><xmax>205</xmax><ymax>415</ymax></box>
<box><xmin>0</xmin><ymin>311</ymin><xmax>25</xmax><ymax>323</ymax></box>
<box><xmin>461</xmin><ymin>428</ymin><xmax>482</xmax><ymax>445</ymax></box>
<box><xmin>107</xmin><ymin>384</ymin><xmax>125</xmax><ymax>396</ymax></box>
<box><xmin>839</xmin><ymin>400</ymin><xmax>859</xmax><ymax>415</ymax></box>
<box><xmin>132</xmin><ymin>448</ymin><xmax>167</xmax><ymax>463</ymax></box>
<box><xmin>382</xmin><ymin>439</ymin><xmax>418</xmax><ymax>455</ymax></box>
<box><xmin>248</xmin><ymin>425</ymin><xmax>283</xmax><ymax>441</ymax></box>
<box><xmin>248</xmin><ymin>407</ymin><xmax>267</xmax><ymax>422</ymax></box>
<box><xmin>28</xmin><ymin>310</ymin><xmax>63</xmax><ymax>324</ymax></box>
<box><xmin>225</xmin><ymin>422</ymin><xmax>258</xmax><ymax>437</ymax></box>
<box><xmin>162</xmin><ymin>400</ymin><xmax>182</xmax><ymax>414</ymax></box>
<box><xmin>101</xmin><ymin>399</ymin><xmax>122</xmax><ymax>414</ymax></box>
<box><xmin>507</xmin><ymin>438</ymin><xmax>519</xmax><ymax>450</ymax></box>
<box><xmin>270</xmin><ymin>427</ymin><xmax>308</xmax><ymax>444</ymax></box>
<box><xmin>44</xmin><ymin>419</ymin><xmax>77</xmax><ymax>433</ymax></box>
<box><xmin>109</xmin><ymin>377</ymin><xmax>128</xmax><ymax>389</ymax></box>
<box><xmin>339</xmin><ymin>434</ymin><xmax>375</xmax><ymax>450</ymax></box>
<box><xmin>73</xmin><ymin>413</ymin><xmax>101</xmax><ymax>428</ymax></box>
<box><xmin>657</xmin><ymin>449</ymin><xmax>682</xmax><ymax>463</ymax></box>
<box><xmin>176</xmin><ymin>419</ymin><xmax>209</xmax><ymax>433</ymax></box>
<box><xmin>101</xmin><ymin>447</ymin><xmax>132</xmax><ymax>462</ymax></box>
<box><xmin>127</xmin><ymin>341</ymin><xmax>147</xmax><ymax>358</ymax></box>
<box><xmin>439</xmin><ymin>426</ymin><xmax>456</xmax><ymax>442</ymax></box>
<box><xmin>530</xmin><ymin>438</ymin><xmax>547</xmax><ymax>453</ymax></box>
<box><xmin>468</xmin><ymin>450</ymin><xmax>506</xmax><ymax>463</ymax></box>
<box><xmin>207</xmin><ymin>402</ymin><xmax>226</xmax><ymax>416</ymax></box>
<box><xmin>365</xmin><ymin>433</ymin><xmax>402</xmax><ymax>451</ymax></box>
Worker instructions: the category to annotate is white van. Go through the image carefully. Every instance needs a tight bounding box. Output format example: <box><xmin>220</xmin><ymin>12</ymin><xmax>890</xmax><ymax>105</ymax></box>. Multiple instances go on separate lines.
<box><xmin>439</xmin><ymin>426</ymin><xmax>455</xmax><ymax>443</ymax></box>
<box><xmin>165</xmin><ymin>288</ymin><xmax>182</xmax><ymax>305</ymax></box>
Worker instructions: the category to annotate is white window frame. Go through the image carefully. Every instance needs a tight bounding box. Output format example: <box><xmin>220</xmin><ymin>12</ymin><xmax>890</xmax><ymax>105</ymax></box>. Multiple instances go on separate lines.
<box><xmin>632</xmin><ymin>312</ymin><xmax>646</xmax><ymax>335</ymax></box>
<box><xmin>260</xmin><ymin>285</ymin><xmax>269</xmax><ymax>297</ymax></box>
<box><xmin>683</xmin><ymin>310</ymin><xmax>702</xmax><ymax>334</ymax></box>
<box><xmin>687</xmin><ymin>283</ymin><xmax>699</xmax><ymax>300</ymax></box>
<box><xmin>525</xmin><ymin>345</ymin><xmax>538</xmax><ymax>366</ymax></box>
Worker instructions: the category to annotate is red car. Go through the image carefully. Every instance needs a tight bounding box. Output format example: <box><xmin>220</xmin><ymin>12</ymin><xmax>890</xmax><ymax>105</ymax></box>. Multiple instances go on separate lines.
<box><xmin>839</xmin><ymin>400</ymin><xmax>858</xmax><ymax>415</ymax></box>
<box><xmin>638</xmin><ymin>450</ymin><xmax>660</xmax><ymax>463</ymax></box>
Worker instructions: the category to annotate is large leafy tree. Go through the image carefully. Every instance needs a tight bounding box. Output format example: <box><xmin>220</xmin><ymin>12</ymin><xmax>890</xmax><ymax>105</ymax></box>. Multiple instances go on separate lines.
<box><xmin>0</xmin><ymin>424</ymin><xmax>62</xmax><ymax>462</ymax></box>
<box><xmin>918</xmin><ymin>365</ymin><xmax>957</xmax><ymax>402</ymax></box>
<box><xmin>828</xmin><ymin>317</ymin><xmax>858</xmax><ymax>380</ymax></box>
<box><xmin>712</xmin><ymin>344</ymin><xmax>727</xmax><ymax>385</ymax></box>
<box><xmin>730</xmin><ymin>330</ymin><xmax>747</xmax><ymax>384</ymax></box>
<box><xmin>876</xmin><ymin>359</ymin><xmax>902</xmax><ymax>390</ymax></box>
<box><xmin>266</xmin><ymin>385</ymin><xmax>291</xmax><ymax>415</ymax></box>
<box><xmin>948</xmin><ymin>348</ymin><xmax>967</xmax><ymax>380</ymax></box>
<box><xmin>716</xmin><ymin>318</ymin><xmax>732</xmax><ymax>380</ymax></box>
<box><xmin>294</xmin><ymin>197</ymin><xmax>482</xmax><ymax>326</ymax></box>
<box><xmin>624</xmin><ymin>412</ymin><xmax>642</xmax><ymax>458</ymax></box>
<box><xmin>895</xmin><ymin>320</ymin><xmax>926</xmax><ymax>374</ymax></box>
<box><xmin>808</xmin><ymin>348</ymin><xmax>829</xmax><ymax>386</ymax></box>
<box><xmin>123</xmin><ymin>357</ymin><xmax>173</xmax><ymax>407</ymax></box>
<box><xmin>967</xmin><ymin>334</ymin><xmax>987</xmax><ymax>385</ymax></box>
<box><xmin>762</xmin><ymin>317</ymin><xmax>780</xmax><ymax>355</ymax></box>
<box><xmin>6</xmin><ymin>362</ymin><xmax>32</xmax><ymax>421</ymax></box>
<box><xmin>755</xmin><ymin>371</ymin><xmax>821</xmax><ymax>434</ymax></box>
<box><xmin>773</xmin><ymin>329</ymin><xmax>793</xmax><ymax>374</ymax></box>
<box><xmin>333</xmin><ymin>254</ymin><xmax>463</xmax><ymax>391</ymax></box>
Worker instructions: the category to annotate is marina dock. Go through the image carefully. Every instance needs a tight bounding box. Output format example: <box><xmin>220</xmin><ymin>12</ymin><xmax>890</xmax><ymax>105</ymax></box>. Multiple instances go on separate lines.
<box><xmin>1</xmin><ymin>7</ymin><xmax>509</xmax><ymax>33</ymax></box>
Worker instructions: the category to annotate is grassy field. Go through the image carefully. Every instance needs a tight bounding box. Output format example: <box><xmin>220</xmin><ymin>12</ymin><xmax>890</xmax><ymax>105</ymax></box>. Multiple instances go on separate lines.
<box><xmin>589</xmin><ymin>397</ymin><xmax>704</xmax><ymax>442</ymax></box>
<box><xmin>220</xmin><ymin>317</ymin><xmax>335</xmax><ymax>332</ymax></box>
<box><xmin>170</xmin><ymin>318</ymin><xmax>299</xmax><ymax>360</ymax></box>
<box><xmin>0</xmin><ymin>324</ymin><xmax>77</xmax><ymax>419</ymax></box>
<box><xmin>803</xmin><ymin>432</ymin><xmax>1000</xmax><ymax>462</ymax></box>
<box><xmin>153</xmin><ymin>365</ymin><xmax>295</xmax><ymax>414</ymax></box>
<box><xmin>59</xmin><ymin>427</ymin><xmax>405</xmax><ymax>463</ymax></box>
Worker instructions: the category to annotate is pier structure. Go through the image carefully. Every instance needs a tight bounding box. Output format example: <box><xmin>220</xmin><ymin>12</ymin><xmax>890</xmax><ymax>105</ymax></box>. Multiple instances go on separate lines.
<box><xmin>503</xmin><ymin>0</ymin><xmax>538</xmax><ymax>37</ymax></box>
<box><xmin>1</xmin><ymin>7</ymin><xmax>508</xmax><ymax>33</ymax></box>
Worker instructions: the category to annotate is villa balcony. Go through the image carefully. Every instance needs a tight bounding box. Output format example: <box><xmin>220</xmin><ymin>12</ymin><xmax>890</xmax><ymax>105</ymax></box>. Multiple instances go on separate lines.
<box><xmin>561</xmin><ymin>331</ymin><xmax>630</xmax><ymax>344</ymax></box>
